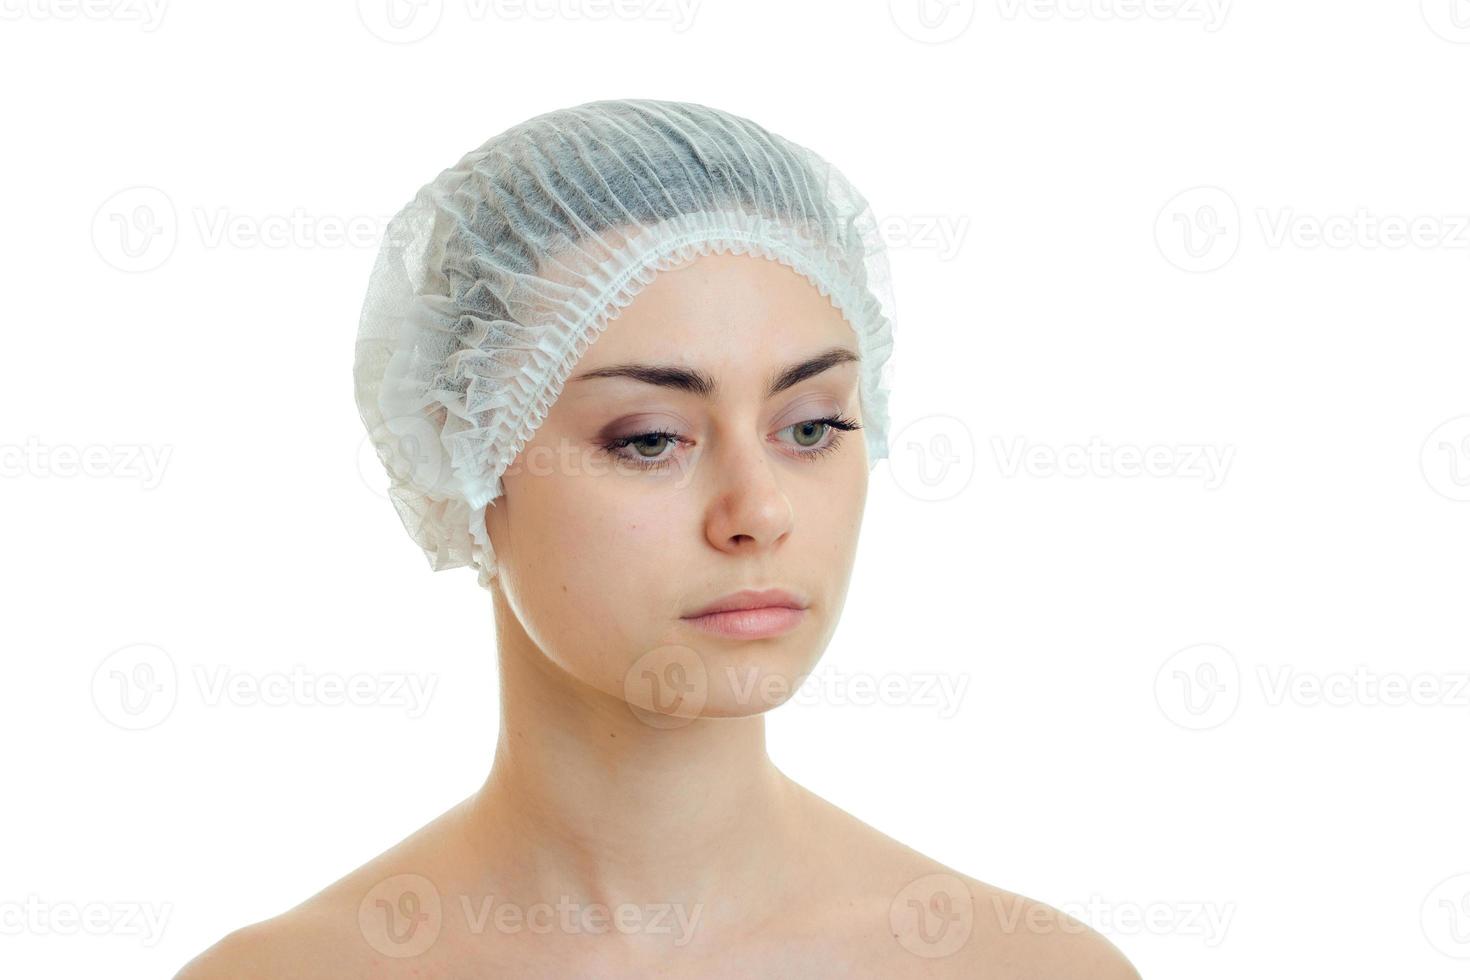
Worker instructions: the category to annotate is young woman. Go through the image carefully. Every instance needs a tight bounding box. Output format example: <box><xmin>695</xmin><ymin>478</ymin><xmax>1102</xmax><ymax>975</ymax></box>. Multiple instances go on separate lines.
<box><xmin>178</xmin><ymin>98</ymin><xmax>1140</xmax><ymax>978</ymax></box>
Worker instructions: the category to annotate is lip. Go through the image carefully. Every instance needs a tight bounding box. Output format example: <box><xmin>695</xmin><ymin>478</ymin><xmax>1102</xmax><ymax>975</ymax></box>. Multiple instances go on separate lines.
<box><xmin>681</xmin><ymin>588</ymin><xmax>809</xmax><ymax>640</ymax></box>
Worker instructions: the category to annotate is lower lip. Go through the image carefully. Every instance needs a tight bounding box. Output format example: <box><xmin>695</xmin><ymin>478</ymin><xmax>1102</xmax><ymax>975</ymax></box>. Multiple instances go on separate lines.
<box><xmin>681</xmin><ymin>606</ymin><xmax>807</xmax><ymax>639</ymax></box>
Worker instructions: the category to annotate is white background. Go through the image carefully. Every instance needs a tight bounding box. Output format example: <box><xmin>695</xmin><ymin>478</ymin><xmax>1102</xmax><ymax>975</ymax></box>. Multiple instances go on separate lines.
<box><xmin>2</xmin><ymin>1</ymin><xmax>1468</xmax><ymax>977</ymax></box>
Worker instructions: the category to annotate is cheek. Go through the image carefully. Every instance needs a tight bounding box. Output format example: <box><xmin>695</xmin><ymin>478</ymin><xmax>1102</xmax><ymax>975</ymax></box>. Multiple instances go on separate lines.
<box><xmin>504</xmin><ymin>469</ymin><xmax>691</xmax><ymax>685</ymax></box>
<box><xmin>529</xmin><ymin>469</ymin><xmax>688</xmax><ymax>588</ymax></box>
<box><xmin>797</xmin><ymin>455</ymin><xmax>868</xmax><ymax>549</ymax></box>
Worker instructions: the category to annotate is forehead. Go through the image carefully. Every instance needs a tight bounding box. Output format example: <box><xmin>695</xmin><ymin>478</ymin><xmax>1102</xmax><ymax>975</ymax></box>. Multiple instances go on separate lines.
<box><xmin>577</xmin><ymin>250</ymin><xmax>856</xmax><ymax>372</ymax></box>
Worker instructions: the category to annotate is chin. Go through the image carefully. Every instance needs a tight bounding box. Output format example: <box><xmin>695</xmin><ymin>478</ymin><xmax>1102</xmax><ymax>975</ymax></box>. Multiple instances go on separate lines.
<box><xmin>615</xmin><ymin>633</ymin><xmax>825</xmax><ymax>725</ymax></box>
<box><xmin>611</xmin><ymin>614</ymin><xmax>834</xmax><ymax>728</ymax></box>
<box><xmin>698</xmin><ymin>644</ymin><xmax>824</xmax><ymax>716</ymax></box>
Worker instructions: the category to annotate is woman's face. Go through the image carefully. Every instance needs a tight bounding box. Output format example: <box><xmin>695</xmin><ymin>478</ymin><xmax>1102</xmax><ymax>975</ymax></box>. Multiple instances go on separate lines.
<box><xmin>486</xmin><ymin>251</ymin><xmax>870</xmax><ymax>720</ymax></box>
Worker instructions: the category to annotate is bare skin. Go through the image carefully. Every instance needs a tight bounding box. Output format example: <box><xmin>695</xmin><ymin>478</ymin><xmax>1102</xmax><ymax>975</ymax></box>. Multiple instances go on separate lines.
<box><xmin>176</xmin><ymin>252</ymin><xmax>1141</xmax><ymax>978</ymax></box>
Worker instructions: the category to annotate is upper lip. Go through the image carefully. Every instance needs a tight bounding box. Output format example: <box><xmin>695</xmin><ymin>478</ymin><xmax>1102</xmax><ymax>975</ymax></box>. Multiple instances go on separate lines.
<box><xmin>683</xmin><ymin>588</ymin><xmax>809</xmax><ymax>618</ymax></box>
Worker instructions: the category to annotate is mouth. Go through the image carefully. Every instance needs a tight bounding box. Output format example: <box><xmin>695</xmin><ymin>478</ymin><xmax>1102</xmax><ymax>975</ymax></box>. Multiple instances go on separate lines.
<box><xmin>681</xmin><ymin>588</ymin><xmax>809</xmax><ymax>640</ymax></box>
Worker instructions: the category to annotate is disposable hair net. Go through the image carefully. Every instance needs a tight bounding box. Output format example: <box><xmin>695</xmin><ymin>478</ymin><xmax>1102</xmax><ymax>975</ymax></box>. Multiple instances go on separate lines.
<box><xmin>354</xmin><ymin>98</ymin><xmax>897</xmax><ymax>589</ymax></box>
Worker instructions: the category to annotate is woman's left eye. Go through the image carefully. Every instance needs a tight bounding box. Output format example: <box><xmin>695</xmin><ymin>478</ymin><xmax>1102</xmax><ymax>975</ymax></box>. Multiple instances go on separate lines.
<box><xmin>779</xmin><ymin>415</ymin><xmax>862</xmax><ymax>459</ymax></box>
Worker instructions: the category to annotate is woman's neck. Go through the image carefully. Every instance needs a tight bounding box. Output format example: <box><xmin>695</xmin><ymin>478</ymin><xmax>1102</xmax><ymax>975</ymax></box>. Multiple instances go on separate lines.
<box><xmin>460</xmin><ymin>586</ymin><xmax>811</xmax><ymax>938</ymax></box>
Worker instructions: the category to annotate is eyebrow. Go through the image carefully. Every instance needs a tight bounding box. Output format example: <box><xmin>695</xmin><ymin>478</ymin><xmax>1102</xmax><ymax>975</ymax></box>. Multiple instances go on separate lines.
<box><xmin>568</xmin><ymin>345</ymin><xmax>860</xmax><ymax>399</ymax></box>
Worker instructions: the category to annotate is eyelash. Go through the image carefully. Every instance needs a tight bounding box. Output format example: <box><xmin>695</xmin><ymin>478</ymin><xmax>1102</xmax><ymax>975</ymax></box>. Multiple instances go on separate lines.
<box><xmin>600</xmin><ymin>415</ymin><xmax>862</xmax><ymax>472</ymax></box>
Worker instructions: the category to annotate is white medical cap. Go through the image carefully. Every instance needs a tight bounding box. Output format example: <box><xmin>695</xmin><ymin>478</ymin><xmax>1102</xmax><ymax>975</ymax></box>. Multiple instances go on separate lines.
<box><xmin>354</xmin><ymin>98</ymin><xmax>897</xmax><ymax>589</ymax></box>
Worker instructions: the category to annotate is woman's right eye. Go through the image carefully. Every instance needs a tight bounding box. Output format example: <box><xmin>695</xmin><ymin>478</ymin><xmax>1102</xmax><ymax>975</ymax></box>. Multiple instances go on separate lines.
<box><xmin>601</xmin><ymin>430</ymin><xmax>683</xmax><ymax>470</ymax></box>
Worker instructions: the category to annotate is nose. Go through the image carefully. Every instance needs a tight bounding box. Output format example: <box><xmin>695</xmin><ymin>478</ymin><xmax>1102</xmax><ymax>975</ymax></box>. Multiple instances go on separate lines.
<box><xmin>699</xmin><ymin>433</ymin><xmax>794</xmax><ymax>556</ymax></box>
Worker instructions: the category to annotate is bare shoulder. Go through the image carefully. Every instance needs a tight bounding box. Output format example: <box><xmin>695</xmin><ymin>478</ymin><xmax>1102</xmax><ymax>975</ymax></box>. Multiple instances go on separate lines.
<box><xmin>953</xmin><ymin>877</ymin><xmax>1141</xmax><ymax>979</ymax></box>
<box><xmin>788</xmin><ymin>781</ymin><xmax>1141</xmax><ymax>978</ymax></box>
<box><xmin>171</xmin><ymin>908</ymin><xmax>354</xmax><ymax>980</ymax></box>
<box><xmin>172</xmin><ymin>867</ymin><xmax>452</xmax><ymax>979</ymax></box>
<box><xmin>173</xmin><ymin>799</ymin><xmax>477</xmax><ymax>979</ymax></box>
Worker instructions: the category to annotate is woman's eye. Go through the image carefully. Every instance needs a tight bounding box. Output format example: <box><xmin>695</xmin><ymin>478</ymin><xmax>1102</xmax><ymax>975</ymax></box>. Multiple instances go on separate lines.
<box><xmin>789</xmin><ymin>420</ymin><xmax>829</xmax><ymax>448</ymax></box>
<box><xmin>782</xmin><ymin>415</ymin><xmax>860</xmax><ymax>455</ymax></box>
<box><xmin>629</xmin><ymin>433</ymin><xmax>673</xmax><ymax>458</ymax></box>
<box><xmin>601</xmin><ymin>430</ymin><xmax>682</xmax><ymax>469</ymax></box>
